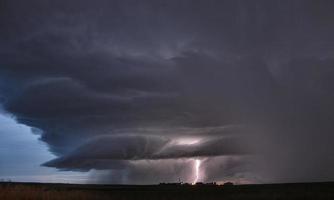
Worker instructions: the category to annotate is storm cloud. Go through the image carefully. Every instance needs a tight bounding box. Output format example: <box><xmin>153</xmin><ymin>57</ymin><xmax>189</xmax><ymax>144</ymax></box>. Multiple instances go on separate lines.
<box><xmin>1</xmin><ymin>0</ymin><xmax>334</xmax><ymax>184</ymax></box>
<box><xmin>43</xmin><ymin>134</ymin><xmax>248</xmax><ymax>171</ymax></box>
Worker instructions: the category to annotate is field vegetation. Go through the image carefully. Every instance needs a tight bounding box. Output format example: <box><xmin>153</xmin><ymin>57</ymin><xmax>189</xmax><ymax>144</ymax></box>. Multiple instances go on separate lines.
<box><xmin>1</xmin><ymin>182</ymin><xmax>334</xmax><ymax>200</ymax></box>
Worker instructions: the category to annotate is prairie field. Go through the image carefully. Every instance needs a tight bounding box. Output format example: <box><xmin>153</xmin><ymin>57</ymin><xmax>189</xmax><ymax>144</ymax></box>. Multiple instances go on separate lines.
<box><xmin>2</xmin><ymin>182</ymin><xmax>334</xmax><ymax>200</ymax></box>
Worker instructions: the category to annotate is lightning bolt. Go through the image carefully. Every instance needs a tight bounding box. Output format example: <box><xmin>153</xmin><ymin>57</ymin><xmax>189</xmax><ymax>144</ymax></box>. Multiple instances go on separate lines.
<box><xmin>192</xmin><ymin>159</ymin><xmax>201</xmax><ymax>184</ymax></box>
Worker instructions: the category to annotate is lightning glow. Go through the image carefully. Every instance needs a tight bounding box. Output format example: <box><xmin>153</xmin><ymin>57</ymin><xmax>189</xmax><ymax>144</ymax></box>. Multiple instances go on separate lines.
<box><xmin>175</xmin><ymin>137</ymin><xmax>201</xmax><ymax>145</ymax></box>
<box><xmin>192</xmin><ymin>159</ymin><xmax>201</xmax><ymax>184</ymax></box>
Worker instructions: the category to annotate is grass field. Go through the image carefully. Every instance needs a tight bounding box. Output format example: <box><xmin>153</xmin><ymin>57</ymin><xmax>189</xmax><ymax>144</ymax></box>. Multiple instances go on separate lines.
<box><xmin>2</xmin><ymin>182</ymin><xmax>334</xmax><ymax>200</ymax></box>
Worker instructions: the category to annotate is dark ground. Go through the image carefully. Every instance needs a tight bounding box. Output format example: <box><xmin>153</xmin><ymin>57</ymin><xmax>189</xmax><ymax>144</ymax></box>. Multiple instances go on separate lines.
<box><xmin>2</xmin><ymin>181</ymin><xmax>334</xmax><ymax>199</ymax></box>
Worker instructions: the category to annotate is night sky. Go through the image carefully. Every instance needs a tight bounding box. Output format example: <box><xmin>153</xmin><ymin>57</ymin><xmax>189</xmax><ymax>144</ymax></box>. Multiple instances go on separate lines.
<box><xmin>1</xmin><ymin>0</ymin><xmax>334</xmax><ymax>184</ymax></box>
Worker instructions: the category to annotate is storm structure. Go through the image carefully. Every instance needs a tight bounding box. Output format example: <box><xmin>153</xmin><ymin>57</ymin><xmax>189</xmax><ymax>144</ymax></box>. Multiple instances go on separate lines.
<box><xmin>1</xmin><ymin>0</ymin><xmax>334</xmax><ymax>184</ymax></box>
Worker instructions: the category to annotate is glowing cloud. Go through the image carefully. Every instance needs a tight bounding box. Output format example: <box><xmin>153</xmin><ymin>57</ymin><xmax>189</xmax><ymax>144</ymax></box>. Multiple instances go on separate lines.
<box><xmin>174</xmin><ymin>137</ymin><xmax>201</xmax><ymax>145</ymax></box>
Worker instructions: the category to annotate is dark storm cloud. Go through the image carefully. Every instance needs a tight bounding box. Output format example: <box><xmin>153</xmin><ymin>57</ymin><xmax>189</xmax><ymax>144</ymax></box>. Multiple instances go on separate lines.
<box><xmin>1</xmin><ymin>0</ymin><xmax>334</xmax><ymax>183</ymax></box>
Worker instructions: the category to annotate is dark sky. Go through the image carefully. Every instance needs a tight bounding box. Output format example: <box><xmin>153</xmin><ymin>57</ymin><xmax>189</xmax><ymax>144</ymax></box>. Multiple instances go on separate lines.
<box><xmin>1</xmin><ymin>0</ymin><xmax>334</xmax><ymax>184</ymax></box>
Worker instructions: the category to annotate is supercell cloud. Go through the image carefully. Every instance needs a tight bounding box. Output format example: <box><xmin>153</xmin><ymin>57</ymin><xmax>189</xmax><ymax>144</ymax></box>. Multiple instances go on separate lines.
<box><xmin>1</xmin><ymin>0</ymin><xmax>334</xmax><ymax>183</ymax></box>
